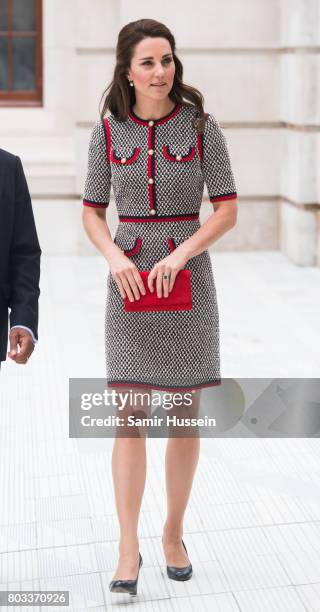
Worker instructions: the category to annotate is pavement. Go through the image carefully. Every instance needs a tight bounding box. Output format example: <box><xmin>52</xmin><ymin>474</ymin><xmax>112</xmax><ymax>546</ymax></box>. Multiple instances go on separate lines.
<box><xmin>0</xmin><ymin>251</ymin><xmax>320</xmax><ymax>610</ymax></box>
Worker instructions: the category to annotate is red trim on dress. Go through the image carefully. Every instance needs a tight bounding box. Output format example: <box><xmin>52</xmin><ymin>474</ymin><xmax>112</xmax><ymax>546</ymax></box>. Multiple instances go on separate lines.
<box><xmin>110</xmin><ymin>147</ymin><xmax>140</xmax><ymax>164</ymax></box>
<box><xmin>147</xmin><ymin>127</ymin><xmax>156</xmax><ymax>212</ymax></box>
<box><xmin>123</xmin><ymin>237</ymin><xmax>143</xmax><ymax>256</ymax></box>
<box><xmin>197</xmin><ymin>132</ymin><xmax>203</xmax><ymax>161</ymax></box>
<box><xmin>210</xmin><ymin>193</ymin><xmax>237</xmax><ymax>203</ymax></box>
<box><xmin>167</xmin><ymin>238</ymin><xmax>175</xmax><ymax>253</ymax></box>
<box><xmin>128</xmin><ymin>103</ymin><xmax>182</xmax><ymax>126</ymax></box>
<box><xmin>163</xmin><ymin>145</ymin><xmax>196</xmax><ymax>162</ymax></box>
<box><xmin>83</xmin><ymin>200</ymin><xmax>108</xmax><ymax>208</ymax></box>
<box><xmin>118</xmin><ymin>214</ymin><xmax>200</xmax><ymax>223</ymax></box>
<box><xmin>103</xmin><ymin>118</ymin><xmax>112</xmax><ymax>161</ymax></box>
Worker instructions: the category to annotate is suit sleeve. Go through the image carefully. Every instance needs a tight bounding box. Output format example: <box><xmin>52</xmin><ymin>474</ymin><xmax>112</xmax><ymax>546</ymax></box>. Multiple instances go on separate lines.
<box><xmin>83</xmin><ymin>120</ymin><xmax>111</xmax><ymax>208</ymax></box>
<box><xmin>8</xmin><ymin>156</ymin><xmax>41</xmax><ymax>339</ymax></box>
<box><xmin>201</xmin><ymin>113</ymin><xmax>237</xmax><ymax>204</ymax></box>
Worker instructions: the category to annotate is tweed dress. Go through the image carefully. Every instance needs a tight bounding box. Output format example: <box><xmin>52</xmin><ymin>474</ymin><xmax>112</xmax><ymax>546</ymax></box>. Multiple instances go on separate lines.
<box><xmin>83</xmin><ymin>102</ymin><xmax>237</xmax><ymax>391</ymax></box>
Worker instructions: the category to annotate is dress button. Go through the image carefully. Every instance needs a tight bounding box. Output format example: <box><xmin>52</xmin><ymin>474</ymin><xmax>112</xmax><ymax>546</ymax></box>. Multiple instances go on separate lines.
<box><xmin>148</xmin><ymin>149</ymin><xmax>154</xmax><ymax>155</ymax></box>
<box><xmin>175</xmin><ymin>154</ymin><xmax>182</xmax><ymax>161</ymax></box>
<box><xmin>148</xmin><ymin>120</ymin><xmax>154</xmax><ymax>127</ymax></box>
<box><xmin>121</xmin><ymin>157</ymin><xmax>127</xmax><ymax>164</ymax></box>
<box><xmin>148</xmin><ymin>177</ymin><xmax>154</xmax><ymax>184</ymax></box>
<box><xmin>149</xmin><ymin>209</ymin><xmax>156</xmax><ymax>215</ymax></box>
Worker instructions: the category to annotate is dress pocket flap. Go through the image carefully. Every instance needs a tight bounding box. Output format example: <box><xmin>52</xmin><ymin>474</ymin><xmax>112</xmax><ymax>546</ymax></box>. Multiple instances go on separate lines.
<box><xmin>163</xmin><ymin>144</ymin><xmax>196</xmax><ymax>162</ymax></box>
<box><xmin>110</xmin><ymin>147</ymin><xmax>141</xmax><ymax>164</ymax></box>
<box><xmin>114</xmin><ymin>236</ymin><xmax>143</xmax><ymax>256</ymax></box>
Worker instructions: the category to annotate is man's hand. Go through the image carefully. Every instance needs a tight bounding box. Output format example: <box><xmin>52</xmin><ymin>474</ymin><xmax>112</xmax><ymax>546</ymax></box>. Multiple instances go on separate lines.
<box><xmin>8</xmin><ymin>328</ymin><xmax>35</xmax><ymax>364</ymax></box>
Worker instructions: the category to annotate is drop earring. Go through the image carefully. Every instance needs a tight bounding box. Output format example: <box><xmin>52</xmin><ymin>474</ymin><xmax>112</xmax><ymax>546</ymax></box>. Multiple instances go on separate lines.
<box><xmin>129</xmin><ymin>80</ymin><xmax>134</xmax><ymax>87</ymax></box>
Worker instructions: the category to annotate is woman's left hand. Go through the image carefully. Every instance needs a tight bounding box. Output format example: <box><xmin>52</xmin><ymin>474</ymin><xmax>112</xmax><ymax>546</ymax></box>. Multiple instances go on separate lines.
<box><xmin>147</xmin><ymin>247</ymin><xmax>190</xmax><ymax>298</ymax></box>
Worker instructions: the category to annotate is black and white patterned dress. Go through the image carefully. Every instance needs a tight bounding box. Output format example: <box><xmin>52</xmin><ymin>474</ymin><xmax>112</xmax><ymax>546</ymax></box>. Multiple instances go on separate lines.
<box><xmin>83</xmin><ymin>102</ymin><xmax>237</xmax><ymax>391</ymax></box>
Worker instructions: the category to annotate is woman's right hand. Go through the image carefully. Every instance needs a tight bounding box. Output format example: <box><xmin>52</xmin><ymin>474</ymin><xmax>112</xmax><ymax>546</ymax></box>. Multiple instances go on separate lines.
<box><xmin>109</xmin><ymin>250</ymin><xmax>146</xmax><ymax>301</ymax></box>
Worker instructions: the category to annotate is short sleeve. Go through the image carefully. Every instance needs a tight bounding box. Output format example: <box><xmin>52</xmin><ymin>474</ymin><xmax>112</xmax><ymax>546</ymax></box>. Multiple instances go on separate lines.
<box><xmin>201</xmin><ymin>113</ymin><xmax>237</xmax><ymax>204</ymax></box>
<box><xmin>83</xmin><ymin>120</ymin><xmax>111</xmax><ymax>208</ymax></box>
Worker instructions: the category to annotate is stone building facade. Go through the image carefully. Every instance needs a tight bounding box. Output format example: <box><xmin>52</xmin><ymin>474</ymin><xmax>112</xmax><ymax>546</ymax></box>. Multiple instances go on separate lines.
<box><xmin>0</xmin><ymin>0</ymin><xmax>319</xmax><ymax>265</ymax></box>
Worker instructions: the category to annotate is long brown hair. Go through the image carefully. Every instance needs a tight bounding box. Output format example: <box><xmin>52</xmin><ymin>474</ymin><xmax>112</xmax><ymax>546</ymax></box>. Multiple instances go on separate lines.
<box><xmin>99</xmin><ymin>18</ymin><xmax>206</xmax><ymax>133</ymax></box>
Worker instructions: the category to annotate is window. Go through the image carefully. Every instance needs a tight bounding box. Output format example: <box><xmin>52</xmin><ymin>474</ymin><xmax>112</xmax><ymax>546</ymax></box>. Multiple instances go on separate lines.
<box><xmin>0</xmin><ymin>0</ymin><xmax>42</xmax><ymax>106</ymax></box>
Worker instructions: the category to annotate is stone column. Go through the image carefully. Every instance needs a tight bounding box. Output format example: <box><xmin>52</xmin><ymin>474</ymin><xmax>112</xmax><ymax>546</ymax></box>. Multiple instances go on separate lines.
<box><xmin>280</xmin><ymin>0</ymin><xmax>320</xmax><ymax>265</ymax></box>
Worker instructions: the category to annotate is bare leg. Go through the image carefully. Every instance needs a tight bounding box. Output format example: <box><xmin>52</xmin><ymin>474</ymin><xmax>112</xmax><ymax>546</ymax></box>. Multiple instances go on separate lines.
<box><xmin>162</xmin><ymin>390</ymin><xmax>201</xmax><ymax>566</ymax></box>
<box><xmin>110</xmin><ymin>386</ymin><xmax>150</xmax><ymax>580</ymax></box>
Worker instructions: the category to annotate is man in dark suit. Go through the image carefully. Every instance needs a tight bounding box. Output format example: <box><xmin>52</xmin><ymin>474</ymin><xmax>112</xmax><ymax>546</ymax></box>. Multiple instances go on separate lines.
<box><xmin>0</xmin><ymin>149</ymin><xmax>41</xmax><ymax>366</ymax></box>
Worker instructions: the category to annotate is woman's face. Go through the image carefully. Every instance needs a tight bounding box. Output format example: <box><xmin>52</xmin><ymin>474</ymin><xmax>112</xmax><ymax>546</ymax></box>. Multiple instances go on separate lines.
<box><xmin>127</xmin><ymin>37</ymin><xmax>175</xmax><ymax>101</ymax></box>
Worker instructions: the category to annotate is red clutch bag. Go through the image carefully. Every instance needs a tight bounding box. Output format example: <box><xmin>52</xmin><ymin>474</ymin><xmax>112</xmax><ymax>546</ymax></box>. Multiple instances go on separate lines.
<box><xmin>124</xmin><ymin>270</ymin><xmax>192</xmax><ymax>312</ymax></box>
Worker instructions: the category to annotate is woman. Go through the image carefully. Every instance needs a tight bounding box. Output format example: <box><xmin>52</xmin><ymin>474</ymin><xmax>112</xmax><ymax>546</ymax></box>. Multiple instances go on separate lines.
<box><xmin>82</xmin><ymin>18</ymin><xmax>237</xmax><ymax>596</ymax></box>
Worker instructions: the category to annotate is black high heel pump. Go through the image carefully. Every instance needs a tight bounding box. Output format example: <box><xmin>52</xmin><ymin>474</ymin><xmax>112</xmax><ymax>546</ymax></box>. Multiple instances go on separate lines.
<box><xmin>166</xmin><ymin>538</ymin><xmax>193</xmax><ymax>581</ymax></box>
<box><xmin>109</xmin><ymin>552</ymin><xmax>143</xmax><ymax>596</ymax></box>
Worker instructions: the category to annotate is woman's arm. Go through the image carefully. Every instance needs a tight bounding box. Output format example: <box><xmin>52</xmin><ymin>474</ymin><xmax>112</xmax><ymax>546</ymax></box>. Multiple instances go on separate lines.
<box><xmin>176</xmin><ymin>198</ymin><xmax>237</xmax><ymax>259</ymax></box>
<box><xmin>82</xmin><ymin>206</ymin><xmax>119</xmax><ymax>261</ymax></box>
<box><xmin>147</xmin><ymin>200</ymin><xmax>237</xmax><ymax>297</ymax></box>
<box><xmin>82</xmin><ymin>120</ymin><xmax>145</xmax><ymax>301</ymax></box>
<box><xmin>82</xmin><ymin>206</ymin><xmax>145</xmax><ymax>301</ymax></box>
